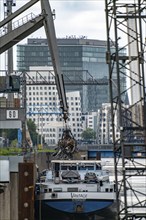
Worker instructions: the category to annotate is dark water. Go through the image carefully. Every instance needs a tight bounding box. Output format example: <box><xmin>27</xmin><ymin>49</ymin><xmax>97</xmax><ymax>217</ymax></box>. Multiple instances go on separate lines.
<box><xmin>35</xmin><ymin>213</ymin><xmax>115</xmax><ymax>220</ymax></box>
<box><xmin>35</xmin><ymin>207</ymin><xmax>117</xmax><ymax>220</ymax></box>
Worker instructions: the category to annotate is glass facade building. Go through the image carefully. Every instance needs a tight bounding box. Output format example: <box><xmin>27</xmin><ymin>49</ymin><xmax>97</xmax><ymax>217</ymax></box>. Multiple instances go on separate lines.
<box><xmin>17</xmin><ymin>38</ymin><xmax>126</xmax><ymax>112</ymax></box>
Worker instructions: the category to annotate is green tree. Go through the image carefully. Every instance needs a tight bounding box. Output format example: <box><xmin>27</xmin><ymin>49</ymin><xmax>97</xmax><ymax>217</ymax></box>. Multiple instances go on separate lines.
<box><xmin>7</xmin><ymin>129</ymin><xmax>17</xmax><ymax>141</ymax></box>
<box><xmin>81</xmin><ymin>128</ymin><xmax>96</xmax><ymax>140</ymax></box>
<box><xmin>0</xmin><ymin>129</ymin><xmax>17</xmax><ymax>145</ymax></box>
<box><xmin>10</xmin><ymin>139</ymin><xmax>18</xmax><ymax>148</ymax></box>
<box><xmin>27</xmin><ymin>119</ymin><xmax>38</xmax><ymax>145</ymax></box>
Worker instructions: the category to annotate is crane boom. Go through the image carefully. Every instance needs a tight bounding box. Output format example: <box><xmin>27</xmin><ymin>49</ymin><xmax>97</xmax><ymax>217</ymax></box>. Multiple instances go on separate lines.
<box><xmin>40</xmin><ymin>0</ymin><xmax>77</xmax><ymax>158</ymax></box>
<box><xmin>0</xmin><ymin>0</ymin><xmax>68</xmax><ymax>122</ymax></box>
<box><xmin>0</xmin><ymin>0</ymin><xmax>76</xmax><ymax>158</ymax></box>
<box><xmin>41</xmin><ymin>0</ymin><xmax>68</xmax><ymax>123</ymax></box>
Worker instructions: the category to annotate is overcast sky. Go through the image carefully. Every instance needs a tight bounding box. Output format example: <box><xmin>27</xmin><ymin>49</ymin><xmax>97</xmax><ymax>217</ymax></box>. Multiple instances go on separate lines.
<box><xmin>0</xmin><ymin>0</ymin><xmax>106</xmax><ymax>70</ymax></box>
<box><xmin>14</xmin><ymin>0</ymin><xmax>107</xmax><ymax>40</ymax></box>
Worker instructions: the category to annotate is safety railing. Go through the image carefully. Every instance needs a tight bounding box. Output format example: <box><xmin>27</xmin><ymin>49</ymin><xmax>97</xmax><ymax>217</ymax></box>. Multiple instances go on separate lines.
<box><xmin>0</xmin><ymin>13</ymin><xmax>38</xmax><ymax>37</ymax></box>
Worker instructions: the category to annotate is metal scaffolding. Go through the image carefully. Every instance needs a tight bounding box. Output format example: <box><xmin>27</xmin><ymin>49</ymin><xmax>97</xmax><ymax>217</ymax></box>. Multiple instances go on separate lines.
<box><xmin>105</xmin><ymin>0</ymin><xmax>146</xmax><ymax>219</ymax></box>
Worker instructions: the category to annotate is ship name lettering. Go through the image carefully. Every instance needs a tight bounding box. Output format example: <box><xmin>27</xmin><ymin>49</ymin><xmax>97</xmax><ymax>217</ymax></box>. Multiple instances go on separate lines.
<box><xmin>71</xmin><ymin>193</ymin><xmax>87</xmax><ymax>199</ymax></box>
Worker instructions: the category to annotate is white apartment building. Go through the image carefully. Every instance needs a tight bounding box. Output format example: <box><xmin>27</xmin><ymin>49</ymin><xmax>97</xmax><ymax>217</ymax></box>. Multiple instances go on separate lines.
<box><xmin>87</xmin><ymin>112</ymin><xmax>97</xmax><ymax>131</ymax></box>
<box><xmin>96</xmin><ymin>103</ymin><xmax>120</xmax><ymax>144</ymax></box>
<box><xmin>82</xmin><ymin>112</ymin><xmax>97</xmax><ymax>131</ymax></box>
<box><xmin>26</xmin><ymin>67</ymin><xmax>82</xmax><ymax>145</ymax></box>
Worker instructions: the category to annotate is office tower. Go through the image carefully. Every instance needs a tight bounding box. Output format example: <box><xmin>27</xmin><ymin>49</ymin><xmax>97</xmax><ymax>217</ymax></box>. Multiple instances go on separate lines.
<box><xmin>17</xmin><ymin>37</ymin><xmax>126</xmax><ymax>112</ymax></box>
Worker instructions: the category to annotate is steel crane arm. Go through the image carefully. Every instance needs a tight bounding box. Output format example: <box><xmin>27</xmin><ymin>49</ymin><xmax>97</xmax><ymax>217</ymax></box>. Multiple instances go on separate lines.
<box><xmin>41</xmin><ymin>0</ymin><xmax>68</xmax><ymax>122</ymax></box>
<box><xmin>0</xmin><ymin>0</ymin><xmax>39</xmax><ymax>28</ymax></box>
<box><xmin>0</xmin><ymin>0</ymin><xmax>68</xmax><ymax>122</ymax></box>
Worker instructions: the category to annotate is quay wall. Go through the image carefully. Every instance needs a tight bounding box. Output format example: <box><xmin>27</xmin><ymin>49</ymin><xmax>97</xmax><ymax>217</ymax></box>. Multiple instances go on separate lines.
<box><xmin>0</xmin><ymin>152</ymin><xmax>49</xmax><ymax>220</ymax></box>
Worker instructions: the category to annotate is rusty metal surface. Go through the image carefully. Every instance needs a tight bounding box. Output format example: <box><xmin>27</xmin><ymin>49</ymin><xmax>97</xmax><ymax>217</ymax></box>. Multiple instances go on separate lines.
<box><xmin>53</xmin><ymin>128</ymin><xmax>77</xmax><ymax>159</ymax></box>
<box><xmin>18</xmin><ymin>162</ymin><xmax>34</xmax><ymax>220</ymax></box>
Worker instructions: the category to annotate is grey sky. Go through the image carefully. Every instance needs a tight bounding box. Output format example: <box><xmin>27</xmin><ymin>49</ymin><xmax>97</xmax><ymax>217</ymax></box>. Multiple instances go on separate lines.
<box><xmin>0</xmin><ymin>0</ymin><xmax>106</xmax><ymax>39</ymax></box>
<box><xmin>49</xmin><ymin>0</ymin><xmax>106</xmax><ymax>39</ymax></box>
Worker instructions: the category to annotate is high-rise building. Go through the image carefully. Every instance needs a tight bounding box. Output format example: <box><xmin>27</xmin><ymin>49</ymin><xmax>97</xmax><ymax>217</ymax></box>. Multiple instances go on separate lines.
<box><xmin>26</xmin><ymin>66</ymin><xmax>82</xmax><ymax>145</ymax></box>
<box><xmin>96</xmin><ymin>103</ymin><xmax>133</xmax><ymax>144</ymax></box>
<box><xmin>17</xmin><ymin>37</ymin><xmax>126</xmax><ymax>112</ymax></box>
<box><xmin>96</xmin><ymin>103</ymin><xmax>120</xmax><ymax>144</ymax></box>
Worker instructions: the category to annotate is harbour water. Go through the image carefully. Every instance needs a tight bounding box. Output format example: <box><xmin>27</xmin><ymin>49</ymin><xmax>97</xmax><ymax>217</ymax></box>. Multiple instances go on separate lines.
<box><xmin>36</xmin><ymin>210</ymin><xmax>117</xmax><ymax>220</ymax></box>
<box><xmin>35</xmin><ymin>158</ymin><xmax>146</xmax><ymax>220</ymax></box>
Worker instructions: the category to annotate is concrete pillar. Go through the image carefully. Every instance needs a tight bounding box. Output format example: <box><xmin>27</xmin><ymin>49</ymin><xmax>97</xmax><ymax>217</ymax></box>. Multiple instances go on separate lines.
<box><xmin>0</xmin><ymin>183</ymin><xmax>10</xmax><ymax>220</ymax></box>
<box><xmin>36</xmin><ymin>152</ymin><xmax>49</xmax><ymax>171</ymax></box>
<box><xmin>10</xmin><ymin>173</ymin><xmax>18</xmax><ymax>220</ymax></box>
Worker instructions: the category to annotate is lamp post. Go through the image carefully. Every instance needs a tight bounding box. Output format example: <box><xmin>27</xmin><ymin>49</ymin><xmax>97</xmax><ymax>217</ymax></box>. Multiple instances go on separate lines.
<box><xmin>40</xmin><ymin>111</ymin><xmax>43</xmax><ymax>148</ymax></box>
<box><xmin>37</xmin><ymin>109</ymin><xmax>40</xmax><ymax>149</ymax></box>
<box><xmin>37</xmin><ymin>107</ymin><xmax>44</xmax><ymax>149</ymax></box>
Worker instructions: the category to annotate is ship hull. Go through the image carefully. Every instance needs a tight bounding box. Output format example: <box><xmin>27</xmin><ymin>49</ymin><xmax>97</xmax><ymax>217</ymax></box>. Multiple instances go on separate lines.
<box><xmin>35</xmin><ymin>160</ymin><xmax>117</xmax><ymax>219</ymax></box>
<box><xmin>35</xmin><ymin>199</ymin><xmax>117</xmax><ymax>220</ymax></box>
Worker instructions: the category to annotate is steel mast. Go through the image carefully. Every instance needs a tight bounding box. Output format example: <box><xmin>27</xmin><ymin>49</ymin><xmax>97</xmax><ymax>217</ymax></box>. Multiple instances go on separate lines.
<box><xmin>105</xmin><ymin>0</ymin><xmax>146</xmax><ymax>219</ymax></box>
